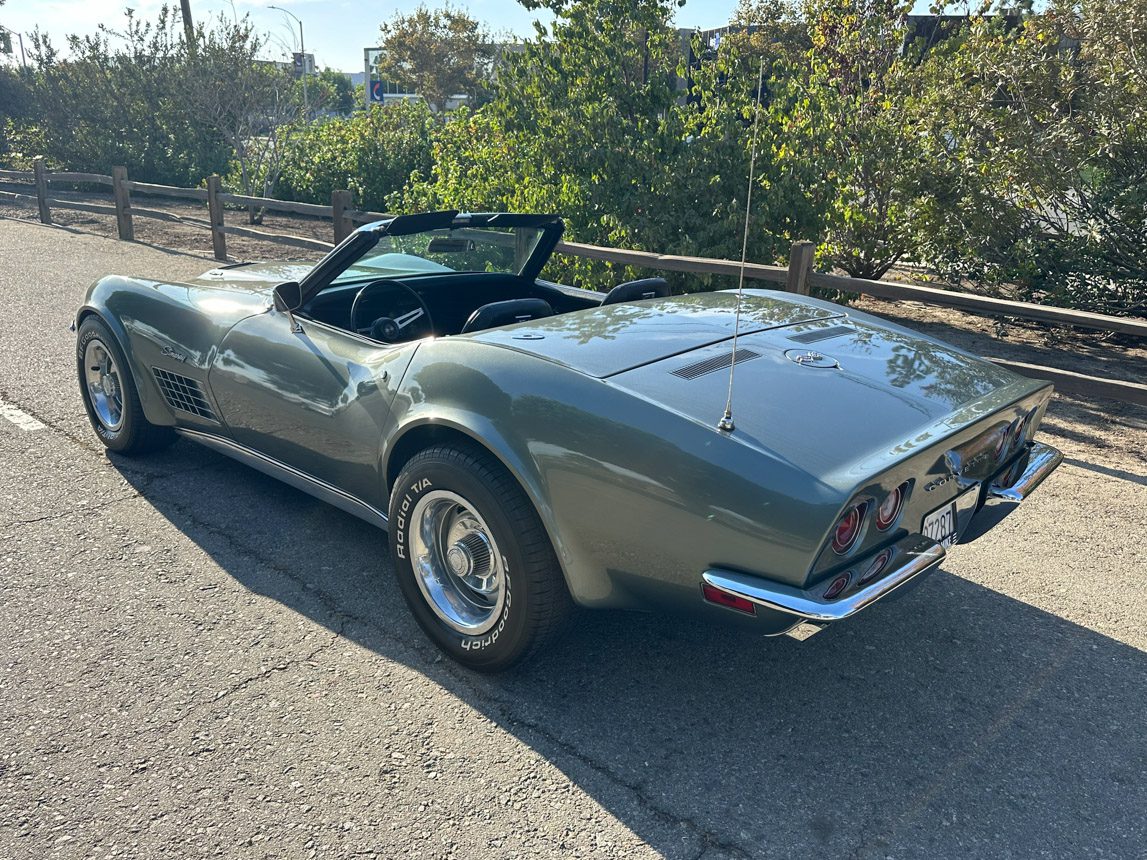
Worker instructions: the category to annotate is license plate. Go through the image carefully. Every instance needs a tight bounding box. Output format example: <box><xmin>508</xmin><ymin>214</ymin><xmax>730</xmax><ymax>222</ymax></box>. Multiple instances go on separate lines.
<box><xmin>922</xmin><ymin>501</ymin><xmax>958</xmax><ymax>548</ymax></box>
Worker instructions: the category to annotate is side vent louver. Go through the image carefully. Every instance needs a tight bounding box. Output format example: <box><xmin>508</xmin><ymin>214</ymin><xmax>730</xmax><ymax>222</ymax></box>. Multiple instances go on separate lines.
<box><xmin>789</xmin><ymin>324</ymin><xmax>855</xmax><ymax>344</ymax></box>
<box><xmin>153</xmin><ymin>368</ymin><xmax>218</xmax><ymax>421</ymax></box>
<box><xmin>671</xmin><ymin>349</ymin><xmax>761</xmax><ymax>381</ymax></box>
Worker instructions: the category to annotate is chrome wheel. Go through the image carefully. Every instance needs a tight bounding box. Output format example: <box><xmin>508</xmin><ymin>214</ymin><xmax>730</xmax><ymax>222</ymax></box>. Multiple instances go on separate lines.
<box><xmin>83</xmin><ymin>338</ymin><xmax>124</xmax><ymax>431</ymax></box>
<box><xmin>409</xmin><ymin>490</ymin><xmax>506</xmax><ymax>635</ymax></box>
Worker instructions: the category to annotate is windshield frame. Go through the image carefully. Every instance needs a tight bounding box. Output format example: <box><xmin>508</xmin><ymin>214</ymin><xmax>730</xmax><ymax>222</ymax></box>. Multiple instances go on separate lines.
<box><xmin>298</xmin><ymin>211</ymin><xmax>564</xmax><ymax>305</ymax></box>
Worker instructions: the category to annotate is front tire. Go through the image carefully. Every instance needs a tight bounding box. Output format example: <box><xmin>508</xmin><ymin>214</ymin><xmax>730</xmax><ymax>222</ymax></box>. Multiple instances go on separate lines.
<box><xmin>77</xmin><ymin>316</ymin><xmax>174</xmax><ymax>456</ymax></box>
<box><xmin>389</xmin><ymin>443</ymin><xmax>571</xmax><ymax>671</ymax></box>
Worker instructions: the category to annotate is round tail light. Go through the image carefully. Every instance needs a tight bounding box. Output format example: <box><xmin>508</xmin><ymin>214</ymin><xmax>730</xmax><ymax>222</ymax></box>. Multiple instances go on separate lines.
<box><xmin>859</xmin><ymin>548</ymin><xmax>893</xmax><ymax>585</ymax></box>
<box><xmin>831</xmin><ymin>504</ymin><xmax>865</xmax><ymax>555</ymax></box>
<box><xmin>823</xmin><ymin>572</ymin><xmax>851</xmax><ymax>600</ymax></box>
<box><xmin>875</xmin><ymin>482</ymin><xmax>907</xmax><ymax>531</ymax></box>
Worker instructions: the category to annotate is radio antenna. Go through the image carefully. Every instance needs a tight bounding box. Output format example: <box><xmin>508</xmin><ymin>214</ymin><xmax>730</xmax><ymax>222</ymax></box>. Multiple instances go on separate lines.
<box><xmin>718</xmin><ymin>57</ymin><xmax>766</xmax><ymax>433</ymax></box>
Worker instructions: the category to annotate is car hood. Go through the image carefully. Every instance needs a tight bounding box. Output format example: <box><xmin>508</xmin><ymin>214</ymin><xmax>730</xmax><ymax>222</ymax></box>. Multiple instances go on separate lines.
<box><xmin>193</xmin><ymin>262</ymin><xmax>316</xmax><ymax>293</ymax></box>
<box><xmin>475</xmin><ymin>290</ymin><xmax>1040</xmax><ymax>482</ymax></box>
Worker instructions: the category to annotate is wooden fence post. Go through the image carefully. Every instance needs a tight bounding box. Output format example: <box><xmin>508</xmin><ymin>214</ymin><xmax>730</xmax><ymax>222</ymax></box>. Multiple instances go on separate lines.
<box><xmin>785</xmin><ymin>240</ymin><xmax>815</xmax><ymax>295</ymax></box>
<box><xmin>206</xmin><ymin>175</ymin><xmax>227</xmax><ymax>261</ymax></box>
<box><xmin>33</xmin><ymin>156</ymin><xmax>52</xmax><ymax>225</ymax></box>
<box><xmin>331</xmin><ymin>189</ymin><xmax>354</xmax><ymax>243</ymax></box>
<box><xmin>112</xmin><ymin>166</ymin><xmax>134</xmax><ymax>241</ymax></box>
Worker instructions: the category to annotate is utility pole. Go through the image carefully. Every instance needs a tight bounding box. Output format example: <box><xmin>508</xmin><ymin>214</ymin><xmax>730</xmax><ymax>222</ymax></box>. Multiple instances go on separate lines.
<box><xmin>179</xmin><ymin>0</ymin><xmax>195</xmax><ymax>51</ymax></box>
<box><xmin>270</xmin><ymin>6</ymin><xmax>308</xmax><ymax>118</ymax></box>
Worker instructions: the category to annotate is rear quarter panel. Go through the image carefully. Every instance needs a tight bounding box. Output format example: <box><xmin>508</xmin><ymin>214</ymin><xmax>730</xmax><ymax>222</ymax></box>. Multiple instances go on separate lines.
<box><xmin>388</xmin><ymin>339</ymin><xmax>846</xmax><ymax>612</ymax></box>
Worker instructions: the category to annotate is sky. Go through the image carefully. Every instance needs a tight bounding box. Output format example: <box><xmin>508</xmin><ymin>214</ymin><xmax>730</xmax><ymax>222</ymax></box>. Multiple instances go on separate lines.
<box><xmin>0</xmin><ymin>0</ymin><xmax>749</xmax><ymax>73</ymax></box>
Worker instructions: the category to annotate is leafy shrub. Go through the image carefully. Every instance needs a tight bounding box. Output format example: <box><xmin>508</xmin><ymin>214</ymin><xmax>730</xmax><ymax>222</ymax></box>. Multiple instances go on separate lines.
<box><xmin>276</xmin><ymin>101</ymin><xmax>435</xmax><ymax>212</ymax></box>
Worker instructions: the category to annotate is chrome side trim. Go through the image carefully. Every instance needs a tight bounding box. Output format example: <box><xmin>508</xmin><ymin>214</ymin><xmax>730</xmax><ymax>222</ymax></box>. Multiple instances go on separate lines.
<box><xmin>175</xmin><ymin>428</ymin><xmax>389</xmax><ymax>530</ymax></box>
<box><xmin>703</xmin><ymin>534</ymin><xmax>945</xmax><ymax>623</ymax></box>
<box><xmin>987</xmin><ymin>441</ymin><xmax>1063</xmax><ymax>503</ymax></box>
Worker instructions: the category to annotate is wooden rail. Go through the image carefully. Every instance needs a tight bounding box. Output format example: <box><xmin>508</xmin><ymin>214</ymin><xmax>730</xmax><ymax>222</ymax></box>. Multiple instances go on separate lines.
<box><xmin>47</xmin><ymin>171</ymin><xmax>113</xmax><ymax>185</ymax></box>
<box><xmin>219</xmin><ymin>223</ymin><xmax>334</xmax><ymax>253</ymax></box>
<box><xmin>217</xmin><ymin>192</ymin><xmax>334</xmax><ymax>218</ymax></box>
<box><xmin>125</xmin><ymin>180</ymin><xmax>209</xmax><ymax>202</ymax></box>
<box><xmin>2</xmin><ymin>158</ymin><xmax>1143</xmax><ymax>405</ymax></box>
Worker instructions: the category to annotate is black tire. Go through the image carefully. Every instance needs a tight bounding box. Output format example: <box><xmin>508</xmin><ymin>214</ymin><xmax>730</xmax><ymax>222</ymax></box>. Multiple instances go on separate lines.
<box><xmin>76</xmin><ymin>316</ymin><xmax>175</xmax><ymax>456</ymax></box>
<box><xmin>389</xmin><ymin>443</ymin><xmax>572</xmax><ymax>671</ymax></box>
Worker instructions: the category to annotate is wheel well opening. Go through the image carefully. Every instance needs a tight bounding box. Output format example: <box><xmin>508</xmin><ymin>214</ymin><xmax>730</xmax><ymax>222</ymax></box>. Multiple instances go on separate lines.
<box><xmin>385</xmin><ymin>424</ymin><xmax>487</xmax><ymax>496</ymax></box>
<box><xmin>76</xmin><ymin>308</ymin><xmax>100</xmax><ymax>327</ymax></box>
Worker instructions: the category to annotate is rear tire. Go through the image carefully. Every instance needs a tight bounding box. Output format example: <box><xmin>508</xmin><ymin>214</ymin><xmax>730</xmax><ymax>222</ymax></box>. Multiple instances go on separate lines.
<box><xmin>77</xmin><ymin>316</ymin><xmax>175</xmax><ymax>456</ymax></box>
<box><xmin>389</xmin><ymin>443</ymin><xmax>571</xmax><ymax>671</ymax></box>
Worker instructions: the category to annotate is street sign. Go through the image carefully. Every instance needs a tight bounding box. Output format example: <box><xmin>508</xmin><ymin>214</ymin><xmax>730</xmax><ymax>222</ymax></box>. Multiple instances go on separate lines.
<box><xmin>291</xmin><ymin>52</ymin><xmax>314</xmax><ymax>76</ymax></box>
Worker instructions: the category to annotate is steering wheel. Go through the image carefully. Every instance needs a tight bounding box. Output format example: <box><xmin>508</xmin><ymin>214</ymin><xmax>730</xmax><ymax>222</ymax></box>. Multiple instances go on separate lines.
<box><xmin>349</xmin><ymin>279</ymin><xmax>435</xmax><ymax>344</ymax></box>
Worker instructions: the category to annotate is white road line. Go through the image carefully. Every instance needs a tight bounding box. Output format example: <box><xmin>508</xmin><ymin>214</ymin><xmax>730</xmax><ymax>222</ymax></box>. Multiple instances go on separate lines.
<box><xmin>0</xmin><ymin>399</ymin><xmax>46</xmax><ymax>431</ymax></box>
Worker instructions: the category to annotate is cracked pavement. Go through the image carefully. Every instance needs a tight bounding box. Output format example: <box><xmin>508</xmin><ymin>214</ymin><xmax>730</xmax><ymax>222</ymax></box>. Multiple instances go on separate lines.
<box><xmin>1</xmin><ymin>219</ymin><xmax>1145</xmax><ymax>859</ymax></box>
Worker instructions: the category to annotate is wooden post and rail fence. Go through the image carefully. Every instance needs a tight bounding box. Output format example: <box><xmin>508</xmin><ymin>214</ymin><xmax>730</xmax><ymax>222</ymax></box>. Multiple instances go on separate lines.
<box><xmin>1</xmin><ymin>158</ymin><xmax>1144</xmax><ymax>406</ymax></box>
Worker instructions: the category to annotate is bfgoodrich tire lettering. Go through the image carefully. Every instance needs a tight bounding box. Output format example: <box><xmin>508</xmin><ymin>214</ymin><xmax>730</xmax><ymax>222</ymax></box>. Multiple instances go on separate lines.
<box><xmin>76</xmin><ymin>316</ymin><xmax>175</xmax><ymax>456</ymax></box>
<box><xmin>389</xmin><ymin>442</ymin><xmax>571</xmax><ymax>671</ymax></box>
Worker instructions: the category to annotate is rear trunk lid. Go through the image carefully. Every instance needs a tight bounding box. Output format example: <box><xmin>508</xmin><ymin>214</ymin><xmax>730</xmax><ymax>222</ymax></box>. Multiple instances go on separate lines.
<box><xmin>477</xmin><ymin>291</ymin><xmax>1042</xmax><ymax>485</ymax></box>
<box><xmin>470</xmin><ymin>290</ymin><xmax>842</xmax><ymax>377</ymax></box>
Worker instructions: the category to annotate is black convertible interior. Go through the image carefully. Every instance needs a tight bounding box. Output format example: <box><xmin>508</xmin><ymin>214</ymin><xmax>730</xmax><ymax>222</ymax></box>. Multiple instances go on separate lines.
<box><xmin>300</xmin><ymin>273</ymin><xmax>670</xmax><ymax>345</ymax></box>
<box><xmin>292</xmin><ymin>212</ymin><xmax>671</xmax><ymax>346</ymax></box>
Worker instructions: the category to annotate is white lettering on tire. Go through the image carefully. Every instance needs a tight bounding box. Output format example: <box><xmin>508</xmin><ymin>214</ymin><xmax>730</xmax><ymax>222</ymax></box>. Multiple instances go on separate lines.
<box><xmin>394</xmin><ymin>478</ymin><xmax>433</xmax><ymax>561</ymax></box>
<box><xmin>460</xmin><ymin>561</ymin><xmax>512</xmax><ymax>652</ymax></box>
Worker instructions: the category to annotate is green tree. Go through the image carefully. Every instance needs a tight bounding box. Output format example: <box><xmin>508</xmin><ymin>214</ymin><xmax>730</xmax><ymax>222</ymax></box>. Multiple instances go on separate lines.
<box><xmin>0</xmin><ymin>67</ymin><xmax>32</xmax><ymax>163</ymax></box>
<box><xmin>18</xmin><ymin>7</ymin><xmax>228</xmax><ymax>183</ymax></box>
<box><xmin>315</xmin><ymin>68</ymin><xmax>357</xmax><ymax>116</ymax></box>
<box><xmin>277</xmin><ymin>100</ymin><xmax>435</xmax><ymax>210</ymax></box>
<box><xmin>768</xmin><ymin>0</ymin><xmax>935</xmax><ymax>280</ymax></box>
<box><xmin>405</xmin><ymin>0</ymin><xmax>695</xmax><ymax>286</ymax></box>
<box><xmin>180</xmin><ymin>13</ymin><xmax>307</xmax><ymax>217</ymax></box>
<box><xmin>376</xmin><ymin>4</ymin><xmax>491</xmax><ymax>112</ymax></box>
<box><xmin>920</xmin><ymin>0</ymin><xmax>1147</xmax><ymax>313</ymax></box>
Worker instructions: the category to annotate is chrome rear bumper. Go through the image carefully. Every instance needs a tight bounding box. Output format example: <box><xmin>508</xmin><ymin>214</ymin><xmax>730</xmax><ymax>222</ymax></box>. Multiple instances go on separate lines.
<box><xmin>702</xmin><ymin>533</ymin><xmax>946</xmax><ymax>624</ymax></box>
<box><xmin>702</xmin><ymin>442</ymin><xmax>1061</xmax><ymax>629</ymax></box>
<box><xmin>986</xmin><ymin>441</ymin><xmax>1063</xmax><ymax>503</ymax></box>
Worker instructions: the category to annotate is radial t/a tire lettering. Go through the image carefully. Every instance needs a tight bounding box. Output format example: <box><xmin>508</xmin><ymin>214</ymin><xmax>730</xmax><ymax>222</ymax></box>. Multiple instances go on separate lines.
<box><xmin>388</xmin><ymin>442</ymin><xmax>571</xmax><ymax>671</ymax></box>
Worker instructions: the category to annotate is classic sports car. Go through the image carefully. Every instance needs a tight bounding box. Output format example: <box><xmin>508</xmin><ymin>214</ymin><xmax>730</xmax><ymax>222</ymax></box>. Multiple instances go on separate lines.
<box><xmin>75</xmin><ymin>211</ymin><xmax>1062</xmax><ymax>670</ymax></box>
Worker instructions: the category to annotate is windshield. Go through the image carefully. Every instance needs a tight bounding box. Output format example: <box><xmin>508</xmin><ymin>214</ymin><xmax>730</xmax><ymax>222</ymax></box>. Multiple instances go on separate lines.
<box><xmin>333</xmin><ymin>225</ymin><xmax>546</xmax><ymax>284</ymax></box>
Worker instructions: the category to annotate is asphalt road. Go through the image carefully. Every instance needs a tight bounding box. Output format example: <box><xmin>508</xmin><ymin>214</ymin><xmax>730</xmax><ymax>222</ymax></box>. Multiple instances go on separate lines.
<box><xmin>1</xmin><ymin>219</ymin><xmax>1145</xmax><ymax>859</ymax></box>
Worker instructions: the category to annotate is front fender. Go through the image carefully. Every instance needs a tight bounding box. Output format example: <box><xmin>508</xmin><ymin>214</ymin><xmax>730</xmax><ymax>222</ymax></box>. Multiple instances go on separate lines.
<box><xmin>78</xmin><ymin>278</ymin><xmax>175</xmax><ymax>427</ymax></box>
<box><xmin>77</xmin><ymin>275</ymin><xmax>267</xmax><ymax>430</ymax></box>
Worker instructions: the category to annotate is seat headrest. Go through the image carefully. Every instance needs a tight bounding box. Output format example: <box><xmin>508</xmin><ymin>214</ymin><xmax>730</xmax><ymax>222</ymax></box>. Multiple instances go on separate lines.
<box><xmin>461</xmin><ymin>298</ymin><xmax>554</xmax><ymax>334</ymax></box>
<box><xmin>601</xmin><ymin>277</ymin><xmax>671</xmax><ymax>305</ymax></box>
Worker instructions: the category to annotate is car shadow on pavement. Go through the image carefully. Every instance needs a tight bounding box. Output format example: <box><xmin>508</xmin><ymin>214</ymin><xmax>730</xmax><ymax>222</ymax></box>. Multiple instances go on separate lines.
<box><xmin>113</xmin><ymin>440</ymin><xmax>1147</xmax><ymax>859</ymax></box>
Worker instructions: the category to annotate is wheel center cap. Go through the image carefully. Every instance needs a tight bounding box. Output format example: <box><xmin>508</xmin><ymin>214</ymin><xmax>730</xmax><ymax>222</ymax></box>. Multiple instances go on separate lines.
<box><xmin>102</xmin><ymin>375</ymin><xmax>117</xmax><ymax>397</ymax></box>
<box><xmin>446</xmin><ymin>544</ymin><xmax>471</xmax><ymax>577</ymax></box>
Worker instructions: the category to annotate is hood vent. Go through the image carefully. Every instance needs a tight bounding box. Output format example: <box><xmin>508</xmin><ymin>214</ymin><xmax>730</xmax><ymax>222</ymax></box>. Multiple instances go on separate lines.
<box><xmin>788</xmin><ymin>324</ymin><xmax>855</xmax><ymax>344</ymax></box>
<box><xmin>153</xmin><ymin>368</ymin><xmax>218</xmax><ymax>421</ymax></box>
<box><xmin>671</xmin><ymin>348</ymin><xmax>760</xmax><ymax>381</ymax></box>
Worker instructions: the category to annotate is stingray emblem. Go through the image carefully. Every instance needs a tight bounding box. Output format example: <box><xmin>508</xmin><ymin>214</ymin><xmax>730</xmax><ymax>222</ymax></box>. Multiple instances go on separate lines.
<box><xmin>161</xmin><ymin>346</ymin><xmax>187</xmax><ymax>362</ymax></box>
